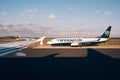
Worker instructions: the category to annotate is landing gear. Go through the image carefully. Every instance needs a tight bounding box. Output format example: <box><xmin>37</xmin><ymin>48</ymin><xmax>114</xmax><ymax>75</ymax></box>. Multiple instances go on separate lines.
<box><xmin>79</xmin><ymin>43</ymin><xmax>82</xmax><ymax>47</ymax></box>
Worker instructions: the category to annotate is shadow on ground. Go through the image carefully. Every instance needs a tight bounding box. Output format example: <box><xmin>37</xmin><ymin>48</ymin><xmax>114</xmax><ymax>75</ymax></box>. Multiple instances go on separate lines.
<box><xmin>0</xmin><ymin>48</ymin><xmax>120</xmax><ymax>80</ymax></box>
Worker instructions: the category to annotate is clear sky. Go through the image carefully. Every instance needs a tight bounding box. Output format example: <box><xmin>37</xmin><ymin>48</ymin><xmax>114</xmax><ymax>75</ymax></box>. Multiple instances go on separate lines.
<box><xmin>0</xmin><ymin>0</ymin><xmax>120</xmax><ymax>37</ymax></box>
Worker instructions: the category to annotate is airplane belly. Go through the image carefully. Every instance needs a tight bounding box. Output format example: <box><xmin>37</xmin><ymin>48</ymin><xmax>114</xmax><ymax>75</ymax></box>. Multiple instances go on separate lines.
<box><xmin>50</xmin><ymin>42</ymin><xmax>71</xmax><ymax>46</ymax></box>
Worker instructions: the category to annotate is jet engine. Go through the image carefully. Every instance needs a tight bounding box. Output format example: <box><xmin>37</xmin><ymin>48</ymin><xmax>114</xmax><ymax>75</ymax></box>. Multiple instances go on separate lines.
<box><xmin>71</xmin><ymin>42</ymin><xmax>79</xmax><ymax>47</ymax></box>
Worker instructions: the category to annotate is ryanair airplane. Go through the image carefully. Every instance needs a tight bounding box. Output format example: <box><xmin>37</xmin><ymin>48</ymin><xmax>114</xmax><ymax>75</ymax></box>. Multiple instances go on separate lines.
<box><xmin>47</xmin><ymin>26</ymin><xmax>112</xmax><ymax>47</ymax></box>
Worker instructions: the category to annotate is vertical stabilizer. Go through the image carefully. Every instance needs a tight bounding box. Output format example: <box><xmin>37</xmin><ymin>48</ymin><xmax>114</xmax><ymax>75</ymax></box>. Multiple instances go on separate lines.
<box><xmin>101</xmin><ymin>26</ymin><xmax>112</xmax><ymax>38</ymax></box>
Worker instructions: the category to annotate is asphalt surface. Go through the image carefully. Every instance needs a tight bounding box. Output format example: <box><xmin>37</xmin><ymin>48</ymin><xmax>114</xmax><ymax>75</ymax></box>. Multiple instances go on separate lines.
<box><xmin>20</xmin><ymin>45</ymin><xmax>120</xmax><ymax>58</ymax></box>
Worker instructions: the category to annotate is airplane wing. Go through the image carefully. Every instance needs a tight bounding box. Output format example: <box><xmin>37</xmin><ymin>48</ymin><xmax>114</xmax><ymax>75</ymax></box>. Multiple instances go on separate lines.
<box><xmin>0</xmin><ymin>36</ymin><xmax>46</xmax><ymax>57</ymax></box>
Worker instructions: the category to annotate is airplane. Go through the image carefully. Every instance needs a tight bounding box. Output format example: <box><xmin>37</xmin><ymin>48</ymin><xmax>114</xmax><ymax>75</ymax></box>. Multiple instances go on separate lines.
<box><xmin>47</xmin><ymin>26</ymin><xmax>112</xmax><ymax>47</ymax></box>
<box><xmin>16</xmin><ymin>36</ymin><xmax>35</xmax><ymax>41</ymax></box>
<box><xmin>0</xmin><ymin>36</ymin><xmax>46</xmax><ymax>57</ymax></box>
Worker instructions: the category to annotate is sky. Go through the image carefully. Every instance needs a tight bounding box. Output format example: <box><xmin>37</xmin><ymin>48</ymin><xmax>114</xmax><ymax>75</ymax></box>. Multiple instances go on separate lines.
<box><xmin>0</xmin><ymin>0</ymin><xmax>120</xmax><ymax>37</ymax></box>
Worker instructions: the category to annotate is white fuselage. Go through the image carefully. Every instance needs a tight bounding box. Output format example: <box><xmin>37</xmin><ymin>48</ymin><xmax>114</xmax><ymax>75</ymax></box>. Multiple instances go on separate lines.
<box><xmin>47</xmin><ymin>38</ymin><xmax>108</xmax><ymax>46</ymax></box>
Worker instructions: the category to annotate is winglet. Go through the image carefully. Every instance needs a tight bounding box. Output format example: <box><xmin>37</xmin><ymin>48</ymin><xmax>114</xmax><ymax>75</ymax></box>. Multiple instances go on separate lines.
<box><xmin>36</xmin><ymin>36</ymin><xmax>46</xmax><ymax>45</ymax></box>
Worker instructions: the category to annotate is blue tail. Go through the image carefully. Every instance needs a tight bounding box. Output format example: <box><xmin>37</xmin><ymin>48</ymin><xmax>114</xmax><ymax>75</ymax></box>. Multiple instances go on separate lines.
<box><xmin>100</xmin><ymin>26</ymin><xmax>112</xmax><ymax>38</ymax></box>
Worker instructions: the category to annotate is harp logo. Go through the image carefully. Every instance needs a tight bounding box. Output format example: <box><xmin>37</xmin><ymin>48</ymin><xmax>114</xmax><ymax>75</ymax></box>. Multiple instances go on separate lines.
<box><xmin>105</xmin><ymin>31</ymin><xmax>110</xmax><ymax>36</ymax></box>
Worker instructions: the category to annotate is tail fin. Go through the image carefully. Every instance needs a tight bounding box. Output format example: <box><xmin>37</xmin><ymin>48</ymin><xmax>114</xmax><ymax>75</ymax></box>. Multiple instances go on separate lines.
<box><xmin>36</xmin><ymin>36</ymin><xmax>46</xmax><ymax>45</ymax></box>
<box><xmin>101</xmin><ymin>26</ymin><xmax>112</xmax><ymax>38</ymax></box>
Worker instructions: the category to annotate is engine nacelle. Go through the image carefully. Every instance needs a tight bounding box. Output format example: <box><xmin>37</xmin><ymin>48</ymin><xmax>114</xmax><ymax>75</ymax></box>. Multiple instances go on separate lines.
<box><xmin>71</xmin><ymin>42</ymin><xmax>79</xmax><ymax>47</ymax></box>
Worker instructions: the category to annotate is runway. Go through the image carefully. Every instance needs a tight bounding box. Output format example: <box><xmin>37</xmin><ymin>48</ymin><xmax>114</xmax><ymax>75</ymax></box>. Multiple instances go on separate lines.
<box><xmin>4</xmin><ymin>45</ymin><xmax>120</xmax><ymax>59</ymax></box>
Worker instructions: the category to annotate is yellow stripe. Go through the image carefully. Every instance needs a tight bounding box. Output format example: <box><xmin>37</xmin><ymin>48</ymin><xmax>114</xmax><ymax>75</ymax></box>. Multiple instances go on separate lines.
<box><xmin>105</xmin><ymin>31</ymin><xmax>110</xmax><ymax>36</ymax></box>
